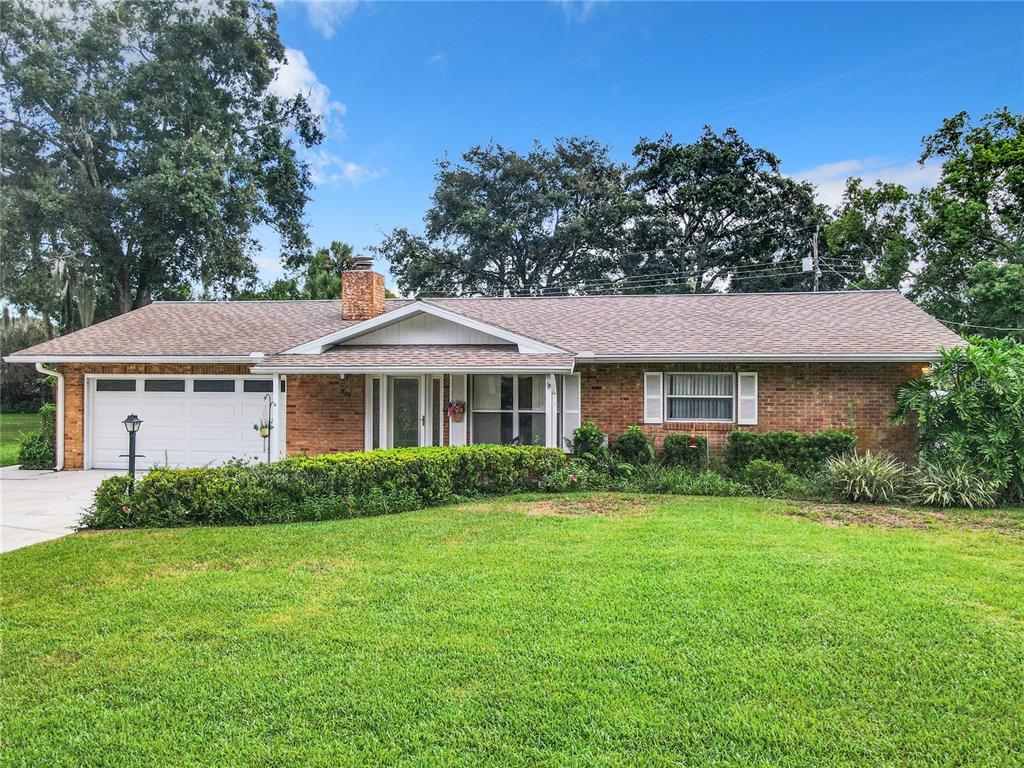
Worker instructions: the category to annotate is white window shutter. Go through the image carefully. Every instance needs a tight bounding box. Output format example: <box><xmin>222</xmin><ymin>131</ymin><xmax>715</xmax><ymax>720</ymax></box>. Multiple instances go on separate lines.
<box><xmin>643</xmin><ymin>372</ymin><xmax>663</xmax><ymax>424</ymax></box>
<box><xmin>560</xmin><ymin>374</ymin><xmax>581</xmax><ymax>451</ymax></box>
<box><xmin>737</xmin><ymin>372</ymin><xmax>758</xmax><ymax>425</ymax></box>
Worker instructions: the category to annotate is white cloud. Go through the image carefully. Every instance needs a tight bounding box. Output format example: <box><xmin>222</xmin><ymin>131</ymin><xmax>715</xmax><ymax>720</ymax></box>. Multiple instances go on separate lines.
<box><xmin>552</xmin><ymin>0</ymin><xmax>600</xmax><ymax>23</ymax></box>
<box><xmin>303</xmin><ymin>148</ymin><xmax>385</xmax><ymax>187</ymax></box>
<box><xmin>791</xmin><ymin>158</ymin><xmax>943</xmax><ymax>208</ymax></box>
<box><xmin>427</xmin><ymin>52</ymin><xmax>446</xmax><ymax>66</ymax></box>
<box><xmin>270</xmin><ymin>47</ymin><xmax>346</xmax><ymax>130</ymax></box>
<box><xmin>305</xmin><ymin>0</ymin><xmax>358</xmax><ymax>38</ymax></box>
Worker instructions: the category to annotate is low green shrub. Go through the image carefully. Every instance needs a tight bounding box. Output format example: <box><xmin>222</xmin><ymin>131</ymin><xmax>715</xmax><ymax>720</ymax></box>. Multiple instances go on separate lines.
<box><xmin>662</xmin><ymin>433</ymin><xmax>708</xmax><ymax>470</ymax></box>
<box><xmin>724</xmin><ymin>428</ymin><xmax>856</xmax><ymax>475</ymax></box>
<box><xmin>626</xmin><ymin>465</ymin><xmax>749</xmax><ymax>497</ymax></box>
<box><xmin>907</xmin><ymin>460</ymin><xmax>1002</xmax><ymax>509</ymax></box>
<box><xmin>823</xmin><ymin>451</ymin><xmax>905</xmax><ymax>503</ymax></box>
<box><xmin>84</xmin><ymin>445</ymin><xmax>566</xmax><ymax>529</ymax></box>
<box><xmin>723</xmin><ymin>430</ymin><xmax>762</xmax><ymax>472</ymax></box>
<box><xmin>567</xmin><ymin>422</ymin><xmax>606</xmax><ymax>458</ymax></box>
<box><xmin>612</xmin><ymin>426</ymin><xmax>655</xmax><ymax>466</ymax></box>
<box><xmin>743</xmin><ymin>459</ymin><xmax>793</xmax><ymax>497</ymax></box>
<box><xmin>538</xmin><ymin>458</ymin><xmax>610</xmax><ymax>492</ymax></box>
<box><xmin>17</xmin><ymin>403</ymin><xmax>57</xmax><ymax>469</ymax></box>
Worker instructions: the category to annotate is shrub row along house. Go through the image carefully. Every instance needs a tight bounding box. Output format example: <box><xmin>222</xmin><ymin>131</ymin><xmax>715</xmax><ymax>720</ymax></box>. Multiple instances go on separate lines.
<box><xmin>5</xmin><ymin>259</ymin><xmax>962</xmax><ymax>471</ymax></box>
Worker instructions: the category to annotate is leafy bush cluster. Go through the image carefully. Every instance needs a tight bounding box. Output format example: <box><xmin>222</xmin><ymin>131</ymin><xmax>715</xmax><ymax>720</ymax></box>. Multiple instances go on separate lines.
<box><xmin>84</xmin><ymin>445</ymin><xmax>566</xmax><ymax>529</ymax></box>
<box><xmin>821</xmin><ymin>452</ymin><xmax>1001</xmax><ymax>508</ymax></box>
<box><xmin>17</xmin><ymin>403</ymin><xmax>56</xmax><ymax>470</ymax></box>
<box><xmin>724</xmin><ymin>428</ymin><xmax>856</xmax><ymax>475</ymax></box>
<box><xmin>613</xmin><ymin>425</ymin><xmax>656</xmax><ymax>466</ymax></box>
<box><xmin>895</xmin><ymin>336</ymin><xmax>1024</xmax><ymax>503</ymax></box>
<box><xmin>662</xmin><ymin>433</ymin><xmax>708</xmax><ymax>470</ymax></box>
<box><xmin>823</xmin><ymin>451</ymin><xmax>905</xmax><ymax>503</ymax></box>
<box><xmin>572</xmin><ymin>421</ymin><xmax>1007</xmax><ymax>509</ymax></box>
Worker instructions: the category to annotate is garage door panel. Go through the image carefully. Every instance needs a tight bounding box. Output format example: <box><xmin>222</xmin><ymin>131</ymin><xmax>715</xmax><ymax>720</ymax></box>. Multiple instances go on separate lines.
<box><xmin>89</xmin><ymin>377</ymin><xmax>277</xmax><ymax>470</ymax></box>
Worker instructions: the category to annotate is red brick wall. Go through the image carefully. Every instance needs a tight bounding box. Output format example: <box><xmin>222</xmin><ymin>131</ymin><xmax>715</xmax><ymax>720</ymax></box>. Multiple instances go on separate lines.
<box><xmin>578</xmin><ymin>362</ymin><xmax>924</xmax><ymax>458</ymax></box>
<box><xmin>56</xmin><ymin>363</ymin><xmax>252</xmax><ymax>470</ymax></box>
<box><xmin>284</xmin><ymin>374</ymin><xmax>365</xmax><ymax>456</ymax></box>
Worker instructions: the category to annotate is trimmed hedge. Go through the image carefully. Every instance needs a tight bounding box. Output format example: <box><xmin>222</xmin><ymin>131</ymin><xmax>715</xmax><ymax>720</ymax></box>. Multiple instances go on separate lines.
<box><xmin>724</xmin><ymin>428</ymin><xmax>856</xmax><ymax>475</ymax></box>
<box><xmin>84</xmin><ymin>445</ymin><xmax>566</xmax><ymax>529</ymax></box>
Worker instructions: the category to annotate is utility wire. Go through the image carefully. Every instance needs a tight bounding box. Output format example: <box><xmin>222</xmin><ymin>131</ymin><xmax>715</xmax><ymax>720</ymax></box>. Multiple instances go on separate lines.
<box><xmin>936</xmin><ymin>319</ymin><xmax>1024</xmax><ymax>332</ymax></box>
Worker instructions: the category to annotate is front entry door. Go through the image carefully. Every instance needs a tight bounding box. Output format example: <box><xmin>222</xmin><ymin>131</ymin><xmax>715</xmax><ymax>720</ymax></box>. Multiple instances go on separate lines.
<box><xmin>391</xmin><ymin>377</ymin><xmax>421</xmax><ymax>448</ymax></box>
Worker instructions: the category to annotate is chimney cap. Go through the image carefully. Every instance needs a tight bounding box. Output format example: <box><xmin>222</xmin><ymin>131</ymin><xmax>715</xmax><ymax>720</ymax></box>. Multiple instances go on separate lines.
<box><xmin>352</xmin><ymin>255</ymin><xmax>375</xmax><ymax>271</ymax></box>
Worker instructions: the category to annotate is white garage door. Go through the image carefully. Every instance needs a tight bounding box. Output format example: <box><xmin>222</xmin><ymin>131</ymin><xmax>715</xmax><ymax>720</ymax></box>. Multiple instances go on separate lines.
<box><xmin>88</xmin><ymin>376</ymin><xmax>280</xmax><ymax>470</ymax></box>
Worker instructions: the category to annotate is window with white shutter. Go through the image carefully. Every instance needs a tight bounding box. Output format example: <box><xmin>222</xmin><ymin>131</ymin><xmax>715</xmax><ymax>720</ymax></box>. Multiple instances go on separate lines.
<box><xmin>643</xmin><ymin>372</ymin><xmax>663</xmax><ymax>424</ymax></box>
<box><xmin>737</xmin><ymin>372</ymin><xmax>758</xmax><ymax>425</ymax></box>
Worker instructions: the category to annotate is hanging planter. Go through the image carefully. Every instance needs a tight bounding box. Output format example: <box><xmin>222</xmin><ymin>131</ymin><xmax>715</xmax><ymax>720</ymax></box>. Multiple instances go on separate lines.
<box><xmin>446</xmin><ymin>400</ymin><xmax>466</xmax><ymax>423</ymax></box>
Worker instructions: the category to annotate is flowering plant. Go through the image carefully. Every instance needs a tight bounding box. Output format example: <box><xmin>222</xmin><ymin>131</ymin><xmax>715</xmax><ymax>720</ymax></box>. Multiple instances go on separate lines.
<box><xmin>446</xmin><ymin>400</ymin><xmax>466</xmax><ymax>419</ymax></box>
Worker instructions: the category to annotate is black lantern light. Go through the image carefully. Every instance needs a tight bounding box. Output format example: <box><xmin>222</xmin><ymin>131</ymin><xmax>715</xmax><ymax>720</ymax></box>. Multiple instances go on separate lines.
<box><xmin>121</xmin><ymin>414</ymin><xmax>143</xmax><ymax>493</ymax></box>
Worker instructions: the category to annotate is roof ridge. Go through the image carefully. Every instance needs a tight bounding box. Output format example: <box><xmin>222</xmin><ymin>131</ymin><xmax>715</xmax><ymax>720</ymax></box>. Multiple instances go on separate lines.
<box><xmin>152</xmin><ymin>298</ymin><xmax>411</xmax><ymax>304</ymax></box>
<box><xmin>425</xmin><ymin>289</ymin><xmax>900</xmax><ymax>300</ymax></box>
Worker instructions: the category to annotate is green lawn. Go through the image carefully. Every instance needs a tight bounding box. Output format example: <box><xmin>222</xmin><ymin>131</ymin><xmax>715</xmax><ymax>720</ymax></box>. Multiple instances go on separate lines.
<box><xmin>0</xmin><ymin>412</ymin><xmax>39</xmax><ymax>466</ymax></box>
<box><xmin>2</xmin><ymin>495</ymin><xmax>1022</xmax><ymax>767</ymax></box>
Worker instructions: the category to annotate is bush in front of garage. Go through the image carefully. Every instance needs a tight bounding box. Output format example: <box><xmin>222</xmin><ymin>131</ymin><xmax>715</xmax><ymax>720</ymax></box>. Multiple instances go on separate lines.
<box><xmin>83</xmin><ymin>445</ymin><xmax>567</xmax><ymax>529</ymax></box>
<box><xmin>17</xmin><ymin>404</ymin><xmax>56</xmax><ymax>470</ymax></box>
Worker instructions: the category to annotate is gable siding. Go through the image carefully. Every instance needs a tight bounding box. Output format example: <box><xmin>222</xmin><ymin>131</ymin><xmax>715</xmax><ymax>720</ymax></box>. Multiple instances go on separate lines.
<box><xmin>342</xmin><ymin>313</ymin><xmax>508</xmax><ymax>346</ymax></box>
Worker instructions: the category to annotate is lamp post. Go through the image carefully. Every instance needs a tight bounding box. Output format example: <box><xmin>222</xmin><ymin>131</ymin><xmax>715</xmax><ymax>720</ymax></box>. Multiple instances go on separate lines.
<box><xmin>122</xmin><ymin>414</ymin><xmax>143</xmax><ymax>493</ymax></box>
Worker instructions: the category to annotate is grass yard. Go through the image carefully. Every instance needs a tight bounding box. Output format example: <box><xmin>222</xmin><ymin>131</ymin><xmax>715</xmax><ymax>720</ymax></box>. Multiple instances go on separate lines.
<box><xmin>2</xmin><ymin>495</ymin><xmax>1023</xmax><ymax>767</ymax></box>
<box><xmin>0</xmin><ymin>412</ymin><xmax>39</xmax><ymax>467</ymax></box>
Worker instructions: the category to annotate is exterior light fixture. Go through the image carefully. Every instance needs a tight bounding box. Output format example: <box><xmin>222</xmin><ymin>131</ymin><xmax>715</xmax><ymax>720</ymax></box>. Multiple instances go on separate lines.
<box><xmin>121</xmin><ymin>414</ymin><xmax>143</xmax><ymax>494</ymax></box>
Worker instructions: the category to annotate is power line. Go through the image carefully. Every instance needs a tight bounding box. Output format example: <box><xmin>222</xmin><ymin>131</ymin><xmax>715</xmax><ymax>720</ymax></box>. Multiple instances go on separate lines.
<box><xmin>501</xmin><ymin>261</ymin><xmax>810</xmax><ymax>297</ymax></box>
<box><xmin>937</xmin><ymin>319</ymin><xmax>1024</xmax><ymax>332</ymax></box>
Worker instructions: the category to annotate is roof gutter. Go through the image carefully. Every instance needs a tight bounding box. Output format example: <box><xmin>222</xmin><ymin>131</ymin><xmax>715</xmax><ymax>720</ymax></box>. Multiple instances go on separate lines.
<box><xmin>35</xmin><ymin>363</ymin><xmax>64</xmax><ymax>471</ymax></box>
<box><xmin>579</xmin><ymin>353</ymin><xmax>945</xmax><ymax>363</ymax></box>
<box><xmin>4</xmin><ymin>355</ymin><xmax>255</xmax><ymax>364</ymax></box>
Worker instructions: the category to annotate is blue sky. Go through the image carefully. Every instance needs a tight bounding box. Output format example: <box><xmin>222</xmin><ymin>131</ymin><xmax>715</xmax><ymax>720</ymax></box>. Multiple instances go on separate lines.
<box><xmin>260</xmin><ymin>1</ymin><xmax>1023</xmax><ymax>284</ymax></box>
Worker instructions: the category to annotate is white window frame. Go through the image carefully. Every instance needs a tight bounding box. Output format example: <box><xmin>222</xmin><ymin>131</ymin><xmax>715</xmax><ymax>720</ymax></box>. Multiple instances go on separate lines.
<box><xmin>469</xmin><ymin>374</ymin><xmax>548</xmax><ymax>446</ymax></box>
<box><xmin>664</xmin><ymin>372</ymin><xmax>737</xmax><ymax>424</ymax></box>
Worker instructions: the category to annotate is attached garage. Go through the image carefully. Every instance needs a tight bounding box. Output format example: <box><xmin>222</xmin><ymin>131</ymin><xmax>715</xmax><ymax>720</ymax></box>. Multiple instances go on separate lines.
<box><xmin>86</xmin><ymin>375</ymin><xmax>284</xmax><ymax>470</ymax></box>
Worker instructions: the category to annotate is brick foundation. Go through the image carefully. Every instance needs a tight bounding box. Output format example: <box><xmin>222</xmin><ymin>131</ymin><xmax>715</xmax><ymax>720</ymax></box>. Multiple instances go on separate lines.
<box><xmin>578</xmin><ymin>362</ymin><xmax>924</xmax><ymax>459</ymax></box>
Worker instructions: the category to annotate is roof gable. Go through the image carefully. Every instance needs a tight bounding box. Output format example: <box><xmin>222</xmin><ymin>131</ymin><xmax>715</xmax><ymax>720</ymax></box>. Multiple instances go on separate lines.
<box><xmin>283</xmin><ymin>301</ymin><xmax>566</xmax><ymax>355</ymax></box>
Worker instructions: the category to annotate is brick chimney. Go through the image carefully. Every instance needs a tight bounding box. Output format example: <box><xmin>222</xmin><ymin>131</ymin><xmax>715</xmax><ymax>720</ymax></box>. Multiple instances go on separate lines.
<box><xmin>341</xmin><ymin>256</ymin><xmax>386</xmax><ymax>320</ymax></box>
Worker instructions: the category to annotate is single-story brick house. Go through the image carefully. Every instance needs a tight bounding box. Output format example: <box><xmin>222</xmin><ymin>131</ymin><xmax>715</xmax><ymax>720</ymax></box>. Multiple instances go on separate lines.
<box><xmin>6</xmin><ymin>262</ymin><xmax>962</xmax><ymax>470</ymax></box>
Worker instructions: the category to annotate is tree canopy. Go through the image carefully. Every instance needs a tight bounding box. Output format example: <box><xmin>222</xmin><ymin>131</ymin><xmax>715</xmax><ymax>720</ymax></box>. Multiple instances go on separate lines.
<box><xmin>0</xmin><ymin>0</ymin><xmax>321</xmax><ymax>332</ymax></box>
<box><xmin>378</xmin><ymin>137</ymin><xmax>635</xmax><ymax>296</ymax></box>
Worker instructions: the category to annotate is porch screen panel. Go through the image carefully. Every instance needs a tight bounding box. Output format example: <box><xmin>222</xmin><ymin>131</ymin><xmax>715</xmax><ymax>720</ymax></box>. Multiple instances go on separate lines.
<box><xmin>471</xmin><ymin>374</ymin><xmax>546</xmax><ymax>446</ymax></box>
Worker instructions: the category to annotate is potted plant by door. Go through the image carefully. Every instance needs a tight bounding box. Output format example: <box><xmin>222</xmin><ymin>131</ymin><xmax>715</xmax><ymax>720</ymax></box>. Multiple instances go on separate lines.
<box><xmin>446</xmin><ymin>400</ymin><xmax>466</xmax><ymax>423</ymax></box>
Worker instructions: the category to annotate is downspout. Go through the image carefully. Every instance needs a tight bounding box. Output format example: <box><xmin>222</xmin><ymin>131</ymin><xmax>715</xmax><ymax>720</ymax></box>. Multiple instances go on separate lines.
<box><xmin>35</xmin><ymin>363</ymin><xmax>65</xmax><ymax>471</ymax></box>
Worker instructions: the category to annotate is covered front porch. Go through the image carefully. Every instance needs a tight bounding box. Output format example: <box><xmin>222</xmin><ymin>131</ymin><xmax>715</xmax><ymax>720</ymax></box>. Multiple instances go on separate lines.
<box><xmin>251</xmin><ymin>346</ymin><xmax>579</xmax><ymax>454</ymax></box>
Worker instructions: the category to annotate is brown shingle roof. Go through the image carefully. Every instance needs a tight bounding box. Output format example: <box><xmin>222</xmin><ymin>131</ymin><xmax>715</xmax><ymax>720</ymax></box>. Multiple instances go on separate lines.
<box><xmin>7</xmin><ymin>290</ymin><xmax>961</xmax><ymax>361</ymax></box>
<box><xmin>424</xmin><ymin>291</ymin><xmax>963</xmax><ymax>358</ymax></box>
<box><xmin>254</xmin><ymin>346</ymin><xmax>575</xmax><ymax>371</ymax></box>
<box><xmin>7</xmin><ymin>299</ymin><xmax>411</xmax><ymax>358</ymax></box>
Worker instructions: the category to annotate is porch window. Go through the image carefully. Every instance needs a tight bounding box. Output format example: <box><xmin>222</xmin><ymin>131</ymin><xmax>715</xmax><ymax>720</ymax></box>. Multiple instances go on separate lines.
<box><xmin>665</xmin><ymin>373</ymin><xmax>735</xmax><ymax>422</ymax></box>
<box><xmin>471</xmin><ymin>374</ymin><xmax>546</xmax><ymax>446</ymax></box>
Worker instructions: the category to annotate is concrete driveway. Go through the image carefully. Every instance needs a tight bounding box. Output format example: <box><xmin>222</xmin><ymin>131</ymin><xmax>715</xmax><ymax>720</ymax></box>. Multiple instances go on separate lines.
<box><xmin>0</xmin><ymin>468</ymin><xmax>120</xmax><ymax>552</ymax></box>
